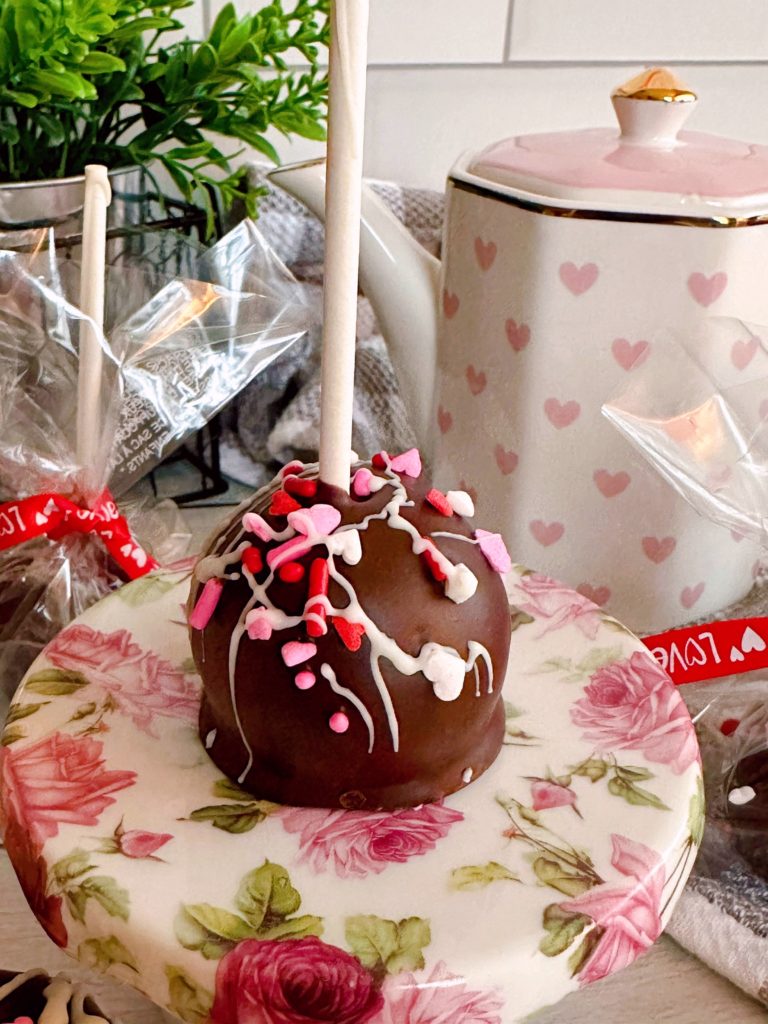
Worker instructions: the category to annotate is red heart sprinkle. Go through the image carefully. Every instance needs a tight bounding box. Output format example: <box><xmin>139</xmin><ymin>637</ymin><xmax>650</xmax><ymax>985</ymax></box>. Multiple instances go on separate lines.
<box><xmin>332</xmin><ymin>617</ymin><xmax>366</xmax><ymax>651</ymax></box>
<box><xmin>720</xmin><ymin>718</ymin><xmax>740</xmax><ymax>737</ymax></box>
<box><xmin>421</xmin><ymin>542</ymin><xmax>447</xmax><ymax>582</ymax></box>
<box><xmin>284</xmin><ymin>475</ymin><xmax>319</xmax><ymax>499</ymax></box>
<box><xmin>279</xmin><ymin>561</ymin><xmax>305</xmax><ymax>583</ymax></box>
<box><xmin>241</xmin><ymin>546</ymin><xmax>263</xmax><ymax>574</ymax></box>
<box><xmin>269</xmin><ymin>490</ymin><xmax>301</xmax><ymax>516</ymax></box>
<box><xmin>426</xmin><ymin>488</ymin><xmax>453</xmax><ymax>516</ymax></box>
<box><xmin>371</xmin><ymin>451</ymin><xmax>389</xmax><ymax>469</ymax></box>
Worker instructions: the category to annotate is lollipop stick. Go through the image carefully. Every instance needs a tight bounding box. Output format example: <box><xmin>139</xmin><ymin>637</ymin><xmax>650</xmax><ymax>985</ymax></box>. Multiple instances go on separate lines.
<box><xmin>77</xmin><ymin>164</ymin><xmax>112</xmax><ymax>478</ymax></box>
<box><xmin>318</xmin><ymin>0</ymin><xmax>370</xmax><ymax>491</ymax></box>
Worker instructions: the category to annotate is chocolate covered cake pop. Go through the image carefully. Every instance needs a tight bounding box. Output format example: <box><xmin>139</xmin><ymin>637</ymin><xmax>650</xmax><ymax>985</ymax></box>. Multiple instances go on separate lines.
<box><xmin>189</xmin><ymin>450</ymin><xmax>512</xmax><ymax>810</ymax></box>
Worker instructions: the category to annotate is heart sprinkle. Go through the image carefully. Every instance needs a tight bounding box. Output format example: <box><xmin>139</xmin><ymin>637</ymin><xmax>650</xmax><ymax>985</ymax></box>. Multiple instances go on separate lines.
<box><xmin>389</xmin><ymin>448</ymin><xmax>422</xmax><ymax>478</ymax></box>
<box><xmin>446</xmin><ymin>490</ymin><xmax>474</xmax><ymax>517</ymax></box>
<box><xmin>475</xmin><ymin>529</ymin><xmax>512</xmax><ymax>574</ymax></box>
<box><xmin>426</xmin><ymin>488</ymin><xmax>453</xmax><ymax>516</ymax></box>
<box><xmin>282</xmin><ymin>641</ymin><xmax>317</xmax><ymax>667</ymax></box>
<box><xmin>269</xmin><ymin>490</ymin><xmax>302</xmax><ymax>517</ymax></box>
<box><xmin>189</xmin><ymin>578</ymin><xmax>224</xmax><ymax>630</ymax></box>
<box><xmin>246</xmin><ymin>610</ymin><xmax>273</xmax><ymax>641</ymax></box>
<box><xmin>284</xmin><ymin>475</ymin><xmax>318</xmax><ymax>499</ymax></box>
<box><xmin>333</xmin><ymin>617</ymin><xmax>366</xmax><ymax>652</ymax></box>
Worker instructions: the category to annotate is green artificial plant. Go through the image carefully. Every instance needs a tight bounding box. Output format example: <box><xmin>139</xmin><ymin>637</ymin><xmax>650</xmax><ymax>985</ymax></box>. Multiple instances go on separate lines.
<box><xmin>0</xmin><ymin>0</ymin><xmax>329</xmax><ymax>221</ymax></box>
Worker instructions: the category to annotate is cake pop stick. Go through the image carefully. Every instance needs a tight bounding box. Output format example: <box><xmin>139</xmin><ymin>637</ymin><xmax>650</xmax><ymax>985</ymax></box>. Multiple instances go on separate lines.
<box><xmin>318</xmin><ymin>0</ymin><xmax>370</xmax><ymax>491</ymax></box>
<box><xmin>76</xmin><ymin>164</ymin><xmax>112</xmax><ymax>484</ymax></box>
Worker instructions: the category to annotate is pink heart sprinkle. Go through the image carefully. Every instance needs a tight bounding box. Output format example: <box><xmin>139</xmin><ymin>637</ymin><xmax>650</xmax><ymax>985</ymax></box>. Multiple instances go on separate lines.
<box><xmin>389</xmin><ymin>448</ymin><xmax>422</xmax><ymax>478</ymax></box>
<box><xmin>245</xmin><ymin>610</ymin><xmax>272</xmax><ymax>641</ymax></box>
<box><xmin>242</xmin><ymin>512</ymin><xmax>272</xmax><ymax>541</ymax></box>
<box><xmin>352</xmin><ymin>468</ymin><xmax>374</xmax><ymax>496</ymax></box>
<box><xmin>282</xmin><ymin>641</ymin><xmax>317</xmax><ymax>667</ymax></box>
<box><xmin>295</xmin><ymin>670</ymin><xmax>316</xmax><ymax>690</ymax></box>
<box><xmin>475</xmin><ymin>528</ymin><xmax>512</xmax><ymax>574</ymax></box>
<box><xmin>288</xmin><ymin>504</ymin><xmax>341</xmax><ymax>537</ymax></box>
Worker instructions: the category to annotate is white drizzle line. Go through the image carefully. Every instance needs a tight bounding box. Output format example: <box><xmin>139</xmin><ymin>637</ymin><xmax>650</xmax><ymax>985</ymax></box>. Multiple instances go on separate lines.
<box><xmin>321</xmin><ymin>663</ymin><xmax>375</xmax><ymax>752</ymax></box>
<box><xmin>473</xmin><ymin>662</ymin><xmax>480</xmax><ymax>697</ymax></box>
<box><xmin>469</xmin><ymin>641</ymin><xmax>494</xmax><ymax>694</ymax></box>
<box><xmin>430</xmin><ymin>531</ymin><xmax>479</xmax><ymax>544</ymax></box>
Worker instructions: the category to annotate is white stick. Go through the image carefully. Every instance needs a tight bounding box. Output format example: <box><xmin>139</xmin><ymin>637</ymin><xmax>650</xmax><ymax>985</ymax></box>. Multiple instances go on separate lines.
<box><xmin>77</xmin><ymin>164</ymin><xmax>112</xmax><ymax>474</ymax></box>
<box><xmin>318</xmin><ymin>0</ymin><xmax>370</xmax><ymax>491</ymax></box>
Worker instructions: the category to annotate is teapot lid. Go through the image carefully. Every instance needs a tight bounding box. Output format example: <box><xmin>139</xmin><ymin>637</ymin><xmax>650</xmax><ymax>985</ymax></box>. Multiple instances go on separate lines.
<box><xmin>464</xmin><ymin>68</ymin><xmax>768</xmax><ymax>221</ymax></box>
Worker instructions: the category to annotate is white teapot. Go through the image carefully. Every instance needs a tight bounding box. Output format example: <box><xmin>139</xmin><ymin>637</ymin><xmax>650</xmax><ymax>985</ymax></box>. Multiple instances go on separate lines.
<box><xmin>270</xmin><ymin>69</ymin><xmax>768</xmax><ymax>631</ymax></box>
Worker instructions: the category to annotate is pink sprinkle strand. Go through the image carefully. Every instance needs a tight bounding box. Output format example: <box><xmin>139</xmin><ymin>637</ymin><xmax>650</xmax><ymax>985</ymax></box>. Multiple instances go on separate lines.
<box><xmin>295</xmin><ymin>670</ymin><xmax>316</xmax><ymax>690</ymax></box>
<box><xmin>288</xmin><ymin>504</ymin><xmax>342</xmax><ymax>538</ymax></box>
<box><xmin>242</xmin><ymin>512</ymin><xmax>272</xmax><ymax>541</ymax></box>
<box><xmin>282</xmin><ymin>641</ymin><xmax>317</xmax><ymax>667</ymax></box>
<box><xmin>389</xmin><ymin>448</ymin><xmax>422</xmax><ymax>478</ymax></box>
<box><xmin>351</xmin><ymin>467</ymin><xmax>374</xmax><ymax>497</ymax></box>
<box><xmin>475</xmin><ymin>529</ymin><xmax>512</xmax><ymax>574</ymax></box>
<box><xmin>189</xmin><ymin>578</ymin><xmax>224</xmax><ymax>630</ymax></box>
<box><xmin>329</xmin><ymin>712</ymin><xmax>350</xmax><ymax>733</ymax></box>
<box><xmin>267</xmin><ymin>535</ymin><xmax>312</xmax><ymax>570</ymax></box>
<box><xmin>246</xmin><ymin>610</ymin><xmax>273</xmax><ymax>641</ymax></box>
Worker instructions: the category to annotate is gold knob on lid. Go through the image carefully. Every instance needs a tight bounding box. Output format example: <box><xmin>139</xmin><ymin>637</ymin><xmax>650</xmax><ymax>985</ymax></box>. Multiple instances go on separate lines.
<box><xmin>613</xmin><ymin>67</ymin><xmax>697</xmax><ymax>103</ymax></box>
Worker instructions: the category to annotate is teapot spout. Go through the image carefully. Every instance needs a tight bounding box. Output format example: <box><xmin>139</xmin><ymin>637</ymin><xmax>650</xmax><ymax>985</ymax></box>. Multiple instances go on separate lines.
<box><xmin>268</xmin><ymin>159</ymin><xmax>440</xmax><ymax>452</ymax></box>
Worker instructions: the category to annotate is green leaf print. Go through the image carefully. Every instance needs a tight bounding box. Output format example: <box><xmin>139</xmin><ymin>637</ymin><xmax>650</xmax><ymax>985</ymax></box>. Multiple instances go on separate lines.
<box><xmin>687</xmin><ymin>775</ymin><xmax>705</xmax><ymax>847</ymax></box>
<box><xmin>570</xmin><ymin>758</ymin><xmax>609</xmax><ymax>783</ymax></box>
<box><xmin>539</xmin><ymin>904</ymin><xmax>591</xmax><ymax>957</ymax></box>
<box><xmin>567</xmin><ymin>925</ymin><xmax>605</xmax><ymax>978</ymax></box>
<box><xmin>183</xmin><ymin>904</ymin><xmax>255</xmax><ymax>941</ymax></box>
<box><xmin>79</xmin><ymin>876</ymin><xmax>130</xmax><ymax>922</ymax></box>
<box><xmin>5</xmin><ymin>702</ymin><xmax>48</xmax><ymax>724</ymax></box>
<box><xmin>174</xmin><ymin>908</ymin><xmax>237</xmax><ymax>961</ymax></box>
<box><xmin>509</xmin><ymin>607</ymin><xmax>535</xmax><ymax>632</ymax></box>
<box><xmin>450</xmin><ymin>862</ymin><xmax>520</xmax><ymax>891</ymax></box>
<box><xmin>258</xmin><ymin>915</ymin><xmax>324</xmax><ymax>941</ymax></box>
<box><xmin>533</xmin><ymin>857</ymin><xmax>593</xmax><ymax>898</ymax></box>
<box><xmin>0</xmin><ymin>726</ymin><xmax>25</xmax><ymax>745</ymax></box>
<box><xmin>345</xmin><ymin>915</ymin><xmax>431</xmax><ymax>978</ymax></box>
<box><xmin>25</xmin><ymin>668</ymin><xmax>88</xmax><ymax>696</ymax></box>
<box><xmin>213</xmin><ymin>778</ymin><xmax>261</xmax><ymax>802</ymax></box>
<box><xmin>574</xmin><ymin>646</ymin><xmax>623</xmax><ymax>674</ymax></box>
<box><xmin>165</xmin><ymin>966</ymin><xmax>213</xmax><ymax>1024</ymax></box>
<box><xmin>236</xmin><ymin>861</ymin><xmax>302</xmax><ymax>930</ymax></box>
<box><xmin>187</xmin><ymin>800</ymin><xmax>277</xmax><ymax>834</ymax></box>
<box><xmin>607</xmin><ymin>775</ymin><xmax>670</xmax><ymax>811</ymax></box>
<box><xmin>51</xmin><ymin>849</ymin><xmax>95</xmax><ymax>887</ymax></box>
<box><xmin>79</xmin><ymin>935</ymin><xmax>138</xmax><ymax>973</ymax></box>
<box><xmin>119</xmin><ymin>574</ymin><xmax>176</xmax><ymax>607</ymax></box>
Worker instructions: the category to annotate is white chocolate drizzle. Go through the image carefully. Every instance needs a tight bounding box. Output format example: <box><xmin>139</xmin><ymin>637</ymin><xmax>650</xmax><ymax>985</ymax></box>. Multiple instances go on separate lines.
<box><xmin>197</xmin><ymin>461</ymin><xmax>496</xmax><ymax>778</ymax></box>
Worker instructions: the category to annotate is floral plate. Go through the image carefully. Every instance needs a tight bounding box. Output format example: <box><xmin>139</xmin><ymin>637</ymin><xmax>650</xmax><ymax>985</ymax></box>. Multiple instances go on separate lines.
<box><xmin>0</xmin><ymin>566</ymin><xmax>702</xmax><ymax>1024</ymax></box>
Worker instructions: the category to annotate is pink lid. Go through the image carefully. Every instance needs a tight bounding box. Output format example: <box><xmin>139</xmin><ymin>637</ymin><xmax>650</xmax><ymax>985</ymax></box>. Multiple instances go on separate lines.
<box><xmin>466</xmin><ymin>69</ymin><xmax>768</xmax><ymax>219</ymax></box>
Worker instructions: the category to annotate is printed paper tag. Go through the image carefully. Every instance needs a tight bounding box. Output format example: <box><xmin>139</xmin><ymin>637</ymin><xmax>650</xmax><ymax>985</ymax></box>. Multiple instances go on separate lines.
<box><xmin>643</xmin><ymin>617</ymin><xmax>768</xmax><ymax>685</ymax></box>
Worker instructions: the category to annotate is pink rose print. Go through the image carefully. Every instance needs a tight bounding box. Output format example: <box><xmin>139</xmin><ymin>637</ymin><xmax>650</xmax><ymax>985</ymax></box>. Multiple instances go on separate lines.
<box><xmin>45</xmin><ymin>624</ymin><xmax>200</xmax><ymax>734</ymax></box>
<box><xmin>530</xmin><ymin>779</ymin><xmax>579</xmax><ymax>813</ymax></box>
<box><xmin>210</xmin><ymin>937</ymin><xmax>383</xmax><ymax>1024</ymax></box>
<box><xmin>571</xmin><ymin>651</ymin><xmax>698</xmax><ymax>774</ymax></box>
<box><xmin>560</xmin><ymin>834</ymin><xmax>664</xmax><ymax>985</ymax></box>
<box><xmin>280</xmin><ymin>803</ymin><xmax>463</xmax><ymax>879</ymax></box>
<box><xmin>516</xmin><ymin>573</ymin><xmax>602</xmax><ymax>640</ymax></box>
<box><xmin>118</xmin><ymin>828</ymin><xmax>173</xmax><ymax>860</ymax></box>
<box><xmin>0</xmin><ymin>732</ymin><xmax>136</xmax><ymax>848</ymax></box>
<box><xmin>371</xmin><ymin>961</ymin><xmax>503</xmax><ymax>1024</ymax></box>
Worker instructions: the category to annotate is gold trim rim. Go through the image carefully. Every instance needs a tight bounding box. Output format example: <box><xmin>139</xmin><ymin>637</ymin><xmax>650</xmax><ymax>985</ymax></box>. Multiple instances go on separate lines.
<box><xmin>449</xmin><ymin>177</ymin><xmax>768</xmax><ymax>229</ymax></box>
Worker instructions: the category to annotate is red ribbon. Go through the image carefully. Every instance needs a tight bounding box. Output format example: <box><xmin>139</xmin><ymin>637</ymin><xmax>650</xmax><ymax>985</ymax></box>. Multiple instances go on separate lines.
<box><xmin>0</xmin><ymin>490</ymin><xmax>158</xmax><ymax>580</ymax></box>
<box><xmin>643</xmin><ymin>617</ymin><xmax>768</xmax><ymax>685</ymax></box>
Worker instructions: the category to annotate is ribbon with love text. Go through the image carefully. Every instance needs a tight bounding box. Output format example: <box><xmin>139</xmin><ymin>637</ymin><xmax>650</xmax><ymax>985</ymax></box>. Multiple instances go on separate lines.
<box><xmin>0</xmin><ymin>491</ymin><xmax>157</xmax><ymax>580</ymax></box>
<box><xmin>643</xmin><ymin>618</ymin><xmax>768</xmax><ymax>685</ymax></box>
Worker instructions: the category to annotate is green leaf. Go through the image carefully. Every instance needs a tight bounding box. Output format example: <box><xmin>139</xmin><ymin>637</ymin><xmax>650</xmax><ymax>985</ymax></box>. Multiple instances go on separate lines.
<box><xmin>77</xmin><ymin>52</ymin><xmax>126</xmax><ymax>74</ymax></box>
<box><xmin>5</xmin><ymin>701</ymin><xmax>47</xmax><ymax>724</ymax></box>
<box><xmin>80</xmin><ymin>876</ymin><xmax>130</xmax><ymax>922</ymax></box>
<box><xmin>614</xmin><ymin>765</ymin><xmax>654</xmax><ymax>783</ymax></box>
<box><xmin>575</xmin><ymin>646</ymin><xmax>623</xmax><ymax>674</ymax></box>
<box><xmin>187</xmin><ymin>803</ymin><xmax>272</xmax><ymax>834</ymax></box>
<box><xmin>533</xmin><ymin>857</ymin><xmax>594</xmax><ymax>898</ymax></box>
<box><xmin>571</xmin><ymin>758</ymin><xmax>609</xmax><ymax>783</ymax></box>
<box><xmin>450</xmin><ymin>862</ymin><xmax>520</xmax><ymax>891</ymax></box>
<box><xmin>174</xmin><ymin>907</ymin><xmax>236</xmax><ymax>961</ymax></box>
<box><xmin>213</xmin><ymin>778</ymin><xmax>260</xmax><ymax>803</ymax></box>
<box><xmin>345</xmin><ymin>915</ymin><xmax>431</xmax><ymax>977</ymax></box>
<box><xmin>119</xmin><ymin>574</ymin><xmax>176</xmax><ymax>607</ymax></box>
<box><xmin>259</xmin><ymin>914</ymin><xmax>323</xmax><ymax>941</ymax></box>
<box><xmin>183</xmin><ymin>903</ymin><xmax>254</xmax><ymax>941</ymax></box>
<box><xmin>503</xmin><ymin>700</ymin><xmax>523</xmax><ymax>720</ymax></box>
<box><xmin>235</xmin><ymin>861</ymin><xmax>301</xmax><ymax>931</ymax></box>
<box><xmin>78</xmin><ymin>935</ymin><xmax>138</xmax><ymax>973</ymax></box>
<box><xmin>688</xmin><ymin>774</ymin><xmax>705</xmax><ymax>847</ymax></box>
<box><xmin>51</xmin><ymin>849</ymin><xmax>94</xmax><ymax>887</ymax></box>
<box><xmin>69</xmin><ymin>702</ymin><xmax>98</xmax><ymax>722</ymax></box>
<box><xmin>25</xmin><ymin>668</ymin><xmax>88</xmax><ymax>696</ymax></box>
<box><xmin>1</xmin><ymin>726</ymin><xmax>25</xmax><ymax>746</ymax></box>
<box><xmin>66</xmin><ymin>887</ymin><xmax>90</xmax><ymax>925</ymax></box>
<box><xmin>567</xmin><ymin>925</ymin><xmax>605</xmax><ymax>978</ymax></box>
<box><xmin>608</xmin><ymin>775</ymin><xmax>670</xmax><ymax>811</ymax></box>
<box><xmin>189</xmin><ymin>43</ymin><xmax>216</xmax><ymax>83</ymax></box>
<box><xmin>165</xmin><ymin>965</ymin><xmax>213</xmax><ymax>1024</ymax></box>
<box><xmin>535</xmin><ymin>657</ymin><xmax>573</xmax><ymax>675</ymax></box>
<box><xmin>539</xmin><ymin>903</ymin><xmax>591</xmax><ymax>957</ymax></box>
<box><xmin>509</xmin><ymin>607</ymin><xmax>535</xmax><ymax>632</ymax></box>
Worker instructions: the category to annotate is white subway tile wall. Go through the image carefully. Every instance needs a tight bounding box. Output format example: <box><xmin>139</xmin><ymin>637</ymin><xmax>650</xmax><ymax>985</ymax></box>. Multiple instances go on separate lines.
<box><xmin>185</xmin><ymin>1</ymin><xmax>768</xmax><ymax>187</ymax></box>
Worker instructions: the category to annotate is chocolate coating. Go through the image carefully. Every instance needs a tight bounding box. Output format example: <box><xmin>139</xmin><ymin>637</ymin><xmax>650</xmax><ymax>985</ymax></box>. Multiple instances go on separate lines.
<box><xmin>190</xmin><ymin>468</ymin><xmax>511</xmax><ymax>810</ymax></box>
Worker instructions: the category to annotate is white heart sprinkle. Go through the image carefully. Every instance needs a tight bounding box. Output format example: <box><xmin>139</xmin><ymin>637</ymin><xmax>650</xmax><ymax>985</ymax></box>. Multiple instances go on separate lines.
<box><xmin>742</xmin><ymin>626</ymin><xmax>766</xmax><ymax>654</ymax></box>
<box><xmin>729</xmin><ymin>785</ymin><xmax>756</xmax><ymax>806</ymax></box>
<box><xmin>446</xmin><ymin>490</ymin><xmax>475</xmax><ymax>518</ymax></box>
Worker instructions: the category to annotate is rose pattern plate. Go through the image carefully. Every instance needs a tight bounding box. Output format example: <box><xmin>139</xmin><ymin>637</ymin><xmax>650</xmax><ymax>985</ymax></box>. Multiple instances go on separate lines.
<box><xmin>0</xmin><ymin>566</ymin><xmax>702</xmax><ymax>1024</ymax></box>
